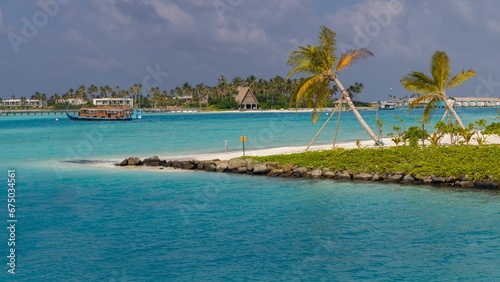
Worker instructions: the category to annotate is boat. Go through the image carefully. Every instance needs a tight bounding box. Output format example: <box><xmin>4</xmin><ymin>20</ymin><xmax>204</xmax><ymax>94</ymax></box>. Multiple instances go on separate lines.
<box><xmin>66</xmin><ymin>106</ymin><xmax>137</xmax><ymax>121</ymax></box>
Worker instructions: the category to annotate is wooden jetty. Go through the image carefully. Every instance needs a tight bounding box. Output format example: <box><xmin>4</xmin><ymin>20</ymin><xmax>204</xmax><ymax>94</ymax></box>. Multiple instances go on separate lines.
<box><xmin>0</xmin><ymin>110</ymin><xmax>78</xmax><ymax>116</ymax></box>
<box><xmin>0</xmin><ymin>108</ymin><xmax>200</xmax><ymax>116</ymax></box>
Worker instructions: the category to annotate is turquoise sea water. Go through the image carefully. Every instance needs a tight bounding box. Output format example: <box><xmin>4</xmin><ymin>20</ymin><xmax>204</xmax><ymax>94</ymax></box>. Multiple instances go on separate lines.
<box><xmin>1</xmin><ymin>108</ymin><xmax>499</xmax><ymax>281</ymax></box>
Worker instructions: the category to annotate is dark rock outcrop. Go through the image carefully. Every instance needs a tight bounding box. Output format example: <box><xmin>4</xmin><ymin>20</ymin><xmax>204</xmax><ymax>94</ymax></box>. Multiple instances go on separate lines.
<box><xmin>143</xmin><ymin>156</ymin><xmax>161</xmax><ymax>166</ymax></box>
<box><xmin>115</xmin><ymin>156</ymin><xmax>499</xmax><ymax>190</ymax></box>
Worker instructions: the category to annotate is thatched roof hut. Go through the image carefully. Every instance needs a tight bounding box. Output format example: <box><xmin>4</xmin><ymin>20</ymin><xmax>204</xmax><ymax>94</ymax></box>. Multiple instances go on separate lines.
<box><xmin>235</xmin><ymin>87</ymin><xmax>259</xmax><ymax>110</ymax></box>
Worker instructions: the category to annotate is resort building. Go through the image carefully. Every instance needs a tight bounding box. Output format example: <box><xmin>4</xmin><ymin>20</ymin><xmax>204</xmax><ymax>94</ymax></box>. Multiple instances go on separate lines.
<box><xmin>57</xmin><ymin>98</ymin><xmax>86</xmax><ymax>105</ymax></box>
<box><xmin>235</xmin><ymin>87</ymin><xmax>259</xmax><ymax>110</ymax></box>
<box><xmin>93</xmin><ymin>98</ymin><xmax>134</xmax><ymax>107</ymax></box>
<box><xmin>451</xmin><ymin>97</ymin><xmax>500</xmax><ymax>107</ymax></box>
<box><xmin>399</xmin><ymin>97</ymin><xmax>500</xmax><ymax>108</ymax></box>
<box><xmin>0</xmin><ymin>99</ymin><xmax>47</xmax><ymax>108</ymax></box>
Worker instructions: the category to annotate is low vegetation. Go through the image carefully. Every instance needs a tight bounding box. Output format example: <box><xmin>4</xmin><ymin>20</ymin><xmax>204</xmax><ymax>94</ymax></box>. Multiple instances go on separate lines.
<box><xmin>251</xmin><ymin>145</ymin><xmax>500</xmax><ymax>182</ymax></box>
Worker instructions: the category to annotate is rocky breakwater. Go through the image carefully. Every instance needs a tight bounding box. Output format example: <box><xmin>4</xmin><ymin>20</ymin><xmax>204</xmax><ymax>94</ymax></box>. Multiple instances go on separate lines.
<box><xmin>117</xmin><ymin>156</ymin><xmax>500</xmax><ymax>190</ymax></box>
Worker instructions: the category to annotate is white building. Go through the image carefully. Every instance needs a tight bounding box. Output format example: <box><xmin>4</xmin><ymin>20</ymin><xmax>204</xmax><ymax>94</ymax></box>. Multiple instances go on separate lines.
<box><xmin>93</xmin><ymin>98</ymin><xmax>133</xmax><ymax>107</ymax></box>
<box><xmin>407</xmin><ymin>97</ymin><xmax>500</xmax><ymax>108</ymax></box>
<box><xmin>1</xmin><ymin>99</ymin><xmax>47</xmax><ymax>108</ymax></box>
<box><xmin>57</xmin><ymin>98</ymin><xmax>86</xmax><ymax>105</ymax></box>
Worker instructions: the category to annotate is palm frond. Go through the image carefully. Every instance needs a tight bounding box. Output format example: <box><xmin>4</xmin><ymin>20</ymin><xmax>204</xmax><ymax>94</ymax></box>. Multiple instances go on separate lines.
<box><xmin>447</xmin><ymin>69</ymin><xmax>476</xmax><ymax>89</ymax></box>
<box><xmin>430</xmin><ymin>51</ymin><xmax>450</xmax><ymax>90</ymax></box>
<box><xmin>400</xmin><ymin>72</ymin><xmax>438</xmax><ymax>94</ymax></box>
<box><xmin>291</xmin><ymin>74</ymin><xmax>328</xmax><ymax>107</ymax></box>
<box><xmin>287</xmin><ymin>45</ymin><xmax>324</xmax><ymax>79</ymax></box>
<box><xmin>422</xmin><ymin>98</ymin><xmax>440</xmax><ymax>124</ymax></box>
<box><xmin>408</xmin><ymin>92</ymin><xmax>441</xmax><ymax>109</ymax></box>
<box><xmin>335</xmin><ymin>48</ymin><xmax>374</xmax><ymax>73</ymax></box>
<box><xmin>317</xmin><ymin>25</ymin><xmax>337</xmax><ymax>69</ymax></box>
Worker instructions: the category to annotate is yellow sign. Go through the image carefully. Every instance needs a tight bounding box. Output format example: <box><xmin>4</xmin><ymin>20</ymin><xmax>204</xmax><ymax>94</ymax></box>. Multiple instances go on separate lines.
<box><xmin>240</xmin><ymin>136</ymin><xmax>247</xmax><ymax>142</ymax></box>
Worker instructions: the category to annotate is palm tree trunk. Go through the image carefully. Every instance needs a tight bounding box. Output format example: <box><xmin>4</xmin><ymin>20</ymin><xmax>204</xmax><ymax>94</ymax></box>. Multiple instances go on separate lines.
<box><xmin>333</xmin><ymin>77</ymin><xmax>381</xmax><ymax>145</ymax></box>
<box><xmin>444</xmin><ymin>100</ymin><xmax>465</xmax><ymax>129</ymax></box>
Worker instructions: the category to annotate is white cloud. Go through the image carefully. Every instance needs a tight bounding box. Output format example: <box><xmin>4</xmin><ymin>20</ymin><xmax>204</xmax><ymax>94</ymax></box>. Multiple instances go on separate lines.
<box><xmin>88</xmin><ymin>0</ymin><xmax>134</xmax><ymax>34</ymax></box>
<box><xmin>325</xmin><ymin>0</ymin><xmax>408</xmax><ymax>56</ymax></box>
<box><xmin>214</xmin><ymin>24</ymin><xmax>271</xmax><ymax>48</ymax></box>
<box><xmin>143</xmin><ymin>0</ymin><xmax>194</xmax><ymax>31</ymax></box>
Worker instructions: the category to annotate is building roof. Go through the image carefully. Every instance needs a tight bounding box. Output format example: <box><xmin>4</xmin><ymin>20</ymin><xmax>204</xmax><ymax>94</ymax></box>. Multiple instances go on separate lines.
<box><xmin>235</xmin><ymin>87</ymin><xmax>259</xmax><ymax>105</ymax></box>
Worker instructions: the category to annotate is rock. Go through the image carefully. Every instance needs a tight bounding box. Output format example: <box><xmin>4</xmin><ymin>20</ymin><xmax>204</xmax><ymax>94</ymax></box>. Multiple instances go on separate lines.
<box><xmin>216</xmin><ymin>162</ymin><xmax>228</xmax><ymax>172</ymax></box>
<box><xmin>128</xmin><ymin>157</ymin><xmax>142</xmax><ymax>166</ymax></box>
<box><xmin>431</xmin><ymin>176</ymin><xmax>446</xmax><ymax>184</ymax></box>
<box><xmin>354</xmin><ymin>172</ymin><xmax>373</xmax><ymax>181</ymax></box>
<box><xmin>246</xmin><ymin>161</ymin><xmax>255</xmax><ymax>171</ymax></box>
<box><xmin>280</xmin><ymin>171</ymin><xmax>294</xmax><ymax>178</ymax></box>
<box><xmin>371</xmin><ymin>173</ymin><xmax>381</xmax><ymax>181</ymax></box>
<box><xmin>455</xmin><ymin>181</ymin><xmax>474</xmax><ymax>188</ymax></box>
<box><xmin>389</xmin><ymin>173</ymin><xmax>404</xmax><ymax>182</ymax></box>
<box><xmin>143</xmin><ymin>156</ymin><xmax>160</xmax><ymax>166</ymax></box>
<box><xmin>197</xmin><ymin>162</ymin><xmax>206</xmax><ymax>170</ymax></box>
<box><xmin>182</xmin><ymin>161</ymin><xmax>196</xmax><ymax>170</ymax></box>
<box><xmin>310</xmin><ymin>169</ymin><xmax>323</xmax><ymax>178</ymax></box>
<box><xmin>265</xmin><ymin>162</ymin><xmax>280</xmax><ymax>170</ymax></box>
<box><xmin>235</xmin><ymin>166</ymin><xmax>248</xmax><ymax>173</ymax></box>
<box><xmin>474</xmin><ymin>181</ymin><xmax>500</xmax><ymax>189</ymax></box>
<box><xmin>293</xmin><ymin>167</ymin><xmax>308</xmax><ymax>177</ymax></box>
<box><xmin>282</xmin><ymin>164</ymin><xmax>295</xmax><ymax>173</ymax></box>
<box><xmin>169</xmin><ymin>160</ymin><xmax>182</xmax><ymax>169</ymax></box>
<box><xmin>253</xmin><ymin>164</ymin><xmax>270</xmax><ymax>175</ymax></box>
<box><xmin>337</xmin><ymin>170</ymin><xmax>351</xmax><ymax>180</ymax></box>
<box><xmin>446</xmin><ymin>176</ymin><xmax>456</xmax><ymax>183</ymax></box>
<box><xmin>228</xmin><ymin>159</ymin><xmax>247</xmax><ymax>171</ymax></box>
<box><xmin>402</xmin><ymin>175</ymin><xmax>415</xmax><ymax>183</ymax></box>
<box><xmin>205</xmin><ymin>163</ymin><xmax>217</xmax><ymax>172</ymax></box>
<box><xmin>323</xmin><ymin>170</ymin><xmax>336</xmax><ymax>178</ymax></box>
<box><xmin>421</xmin><ymin>176</ymin><xmax>433</xmax><ymax>184</ymax></box>
<box><xmin>119</xmin><ymin>159</ymin><xmax>129</xmax><ymax>166</ymax></box>
<box><xmin>267</xmin><ymin>169</ymin><xmax>284</xmax><ymax>177</ymax></box>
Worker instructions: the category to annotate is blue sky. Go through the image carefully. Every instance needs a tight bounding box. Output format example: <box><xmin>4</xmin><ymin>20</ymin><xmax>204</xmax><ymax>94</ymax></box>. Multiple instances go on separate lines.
<box><xmin>1</xmin><ymin>0</ymin><xmax>500</xmax><ymax>101</ymax></box>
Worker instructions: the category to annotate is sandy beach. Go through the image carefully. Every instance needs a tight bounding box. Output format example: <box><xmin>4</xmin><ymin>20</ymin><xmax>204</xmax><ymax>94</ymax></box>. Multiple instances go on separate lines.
<box><xmin>159</xmin><ymin>134</ymin><xmax>500</xmax><ymax>162</ymax></box>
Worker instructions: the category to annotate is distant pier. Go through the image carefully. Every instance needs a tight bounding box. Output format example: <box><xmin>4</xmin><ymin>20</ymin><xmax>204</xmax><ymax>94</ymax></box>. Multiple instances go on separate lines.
<box><xmin>0</xmin><ymin>108</ymin><xmax>200</xmax><ymax>116</ymax></box>
<box><xmin>0</xmin><ymin>110</ymin><xmax>78</xmax><ymax>116</ymax></box>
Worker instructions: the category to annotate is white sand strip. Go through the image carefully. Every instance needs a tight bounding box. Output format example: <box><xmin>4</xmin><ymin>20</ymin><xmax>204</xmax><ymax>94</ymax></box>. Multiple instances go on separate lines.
<box><xmin>159</xmin><ymin>134</ymin><xmax>500</xmax><ymax>162</ymax></box>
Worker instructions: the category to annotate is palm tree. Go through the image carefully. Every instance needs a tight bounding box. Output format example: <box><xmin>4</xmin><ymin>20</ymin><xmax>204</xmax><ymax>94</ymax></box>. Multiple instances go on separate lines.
<box><xmin>76</xmin><ymin>85</ymin><xmax>87</xmax><ymax>103</ymax></box>
<box><xmin>348</xmin><ymin>82</ymin><xmax>364</xmax><ymax>101</ymax></box>
<box><xmin>88</xmin><ymin>84</ymin><xmax>98</xmax><ymax>101</ymax></box>
<box><xmin>400</xmin><ymin>50</ymin><xmax>476</xmax><ymax>129</ymax></box>
<box><xmin>287</xmin><ymin>25</ymin><xmax>380</xmax><ymax>144</ymax></box>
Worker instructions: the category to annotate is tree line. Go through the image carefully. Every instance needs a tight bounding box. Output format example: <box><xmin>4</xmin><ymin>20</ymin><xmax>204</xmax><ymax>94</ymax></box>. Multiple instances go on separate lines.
<box><xmin>2</xmin><ymin>75</ymin><xmax>371</xmax><ymax>110</ymax></box>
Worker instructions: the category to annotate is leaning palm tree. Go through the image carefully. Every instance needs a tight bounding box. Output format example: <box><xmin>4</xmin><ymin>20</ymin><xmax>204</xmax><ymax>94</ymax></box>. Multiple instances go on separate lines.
<box><xmin>287</xmin><ymin>25</ymin><xmax>380</xmax><ymax>145</ymax></box>
<box><xmin>400</xmin><ymin>50</ymin><xmax>476</xmax><ymax>129</ymax></box>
